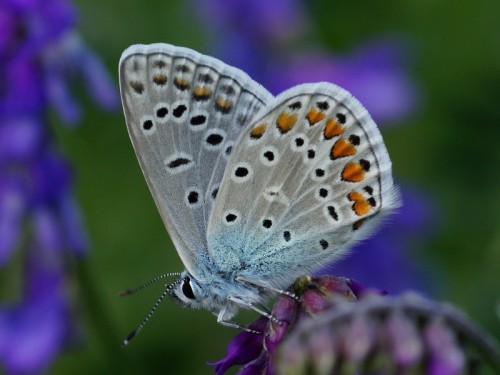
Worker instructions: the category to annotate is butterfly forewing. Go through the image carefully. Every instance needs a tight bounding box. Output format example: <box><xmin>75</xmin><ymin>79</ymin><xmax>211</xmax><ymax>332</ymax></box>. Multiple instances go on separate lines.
<box><xmin>119</xmin><ymin>44</ymin><xmax>273</xmax><ymax>275</ymax></box>
<box><xmin>207</xmin><ymin>83</ymin><xmax>399</xmax><ymax>285</ymax></box>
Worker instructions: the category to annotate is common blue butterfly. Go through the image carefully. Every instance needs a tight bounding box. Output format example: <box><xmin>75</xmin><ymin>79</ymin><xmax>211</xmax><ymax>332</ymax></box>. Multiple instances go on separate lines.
<box><xmin>119</xmin><ymin>43</ymin><xmax>399</xmax><ymax>343</ymax></box>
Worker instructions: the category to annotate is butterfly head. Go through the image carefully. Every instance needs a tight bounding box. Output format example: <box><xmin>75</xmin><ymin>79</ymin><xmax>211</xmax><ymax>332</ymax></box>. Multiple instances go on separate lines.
<box><xmin>169</xmin><ymin>271</ymin><xmax>204</xmax><ymax>309</ymax></box>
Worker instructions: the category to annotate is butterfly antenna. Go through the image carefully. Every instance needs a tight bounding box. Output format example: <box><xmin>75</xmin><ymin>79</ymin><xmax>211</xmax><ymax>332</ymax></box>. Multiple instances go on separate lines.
<box><xmin>122</xmin><ymin>280</ymin><xmax>180</xmax><ymax>346</ymax></box>
<box><xmin>118</xmin><ymin>272</ymin><xmax>182</xmax><ymax>297</ymax></box>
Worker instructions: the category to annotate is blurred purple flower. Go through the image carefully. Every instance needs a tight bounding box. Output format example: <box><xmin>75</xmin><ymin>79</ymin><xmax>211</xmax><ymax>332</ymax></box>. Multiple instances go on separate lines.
<box><xmin>274</xmin><ymin>291</ymin><xmax>500</xmax><ymax>375</ymax></box>
<box><xmin>0</xmin><ymin>249</ymin><xmax>69</xmax><ymax>374</ymax></box>
<box><xmin>195</xmin><ymin>0</ymin><xmax>306</xmax><ymax>43</ymax></box>
<box><xmin>0</xmin><ymin>177</ymin><xmax>25</xmax><ymax>264</ymax></box>
<box><xmin>192</xmin><ymin>0</ymin><xmax>308</xmax><ymax>80</ymax></box>
<box><xmin>192</xmin><ymin>1</ymin><xmax>418</xmax><ymax>124</ymax></box>
<box><xmin>267</xmin><ymin>40</ymin><xmax>419</xmax><ymax>124</ymax></box>
<box><xmin>43</xmin><ymin>33</ymin><xmax>119</xmax><ymax>125</ymax></box>
<box><xmin>0</xmin><ymin>0</ymin><xmax>118</xmax><ymax>372</ymax></box>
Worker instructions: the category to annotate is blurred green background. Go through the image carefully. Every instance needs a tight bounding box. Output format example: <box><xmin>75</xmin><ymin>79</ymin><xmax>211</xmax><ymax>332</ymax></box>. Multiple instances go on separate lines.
<box><xmin>49</xmin><ymin>0</ymin><xmax>499</xmax><ymax>373</ymax></box>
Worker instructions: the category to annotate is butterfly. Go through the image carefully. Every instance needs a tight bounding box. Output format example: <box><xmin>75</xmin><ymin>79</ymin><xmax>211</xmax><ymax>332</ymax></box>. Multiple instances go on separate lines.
<box><xmin>119</xmin><ymin>43</ymin><xmax>399</xmax><ymax>342</ymax></box>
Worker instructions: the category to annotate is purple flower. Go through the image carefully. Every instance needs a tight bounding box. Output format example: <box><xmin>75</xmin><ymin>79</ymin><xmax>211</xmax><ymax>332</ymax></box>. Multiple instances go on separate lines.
<box><xmin>211</xmin><ymin>277</ymin><xmax>500</xmax><ymax>374</ymax></box>
<box><xmin>209</xmin><ymin>317</ymin><xmax>269</xmax><ymax>375</ymax></box>
<box><xmin>192</xmin><ymin>0</ymin><xmax>307</xmax><ymax>80</ymax></box>
<box><xmin>0</xmin><ymin>249</ymin><xmax>69</xmax><ymax>374</ymax></box>
<box><xmin>209</xmin><ymin>276</ymin><xmax>377</xmax><ymax>375</ymax></box>
<box><xmin>194</xmin><ymin>0</ymin><xmax>307</xmax><ymax>43</ymax></box>
<box><xmin>0</xmin><ymin>177</ymin><xmax>25</xmax><ymax>265</ymax></box>
<box><xmin>43</xmin><ymin>33</ymin><xmax>120</xmax><ymax>125</ymax></box>
<box><xmin>425</xmin><ymin>318</ymin><xmax>465</xmax><ymax>374</ymax></box>
<box><xmin>275</xmin><ymin>292</ymin><xmax>500</xmax><ymax>375</ymax></box>
<box><xmin>0</xmin><ymin>0</ymin><xmax>118</xmax><ymax>372</ymax></box>
<box><xmin>267</xmin><ymin>39</ymin><xmax>419</xmax><ymax>124</ymax></box>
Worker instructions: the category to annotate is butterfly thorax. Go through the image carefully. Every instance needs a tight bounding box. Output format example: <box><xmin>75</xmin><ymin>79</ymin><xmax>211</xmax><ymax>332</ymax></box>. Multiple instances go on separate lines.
<box><xmin>170</xmin><ymin>268</ymin><xmax>269</xmax><ymax>320</ymax></box>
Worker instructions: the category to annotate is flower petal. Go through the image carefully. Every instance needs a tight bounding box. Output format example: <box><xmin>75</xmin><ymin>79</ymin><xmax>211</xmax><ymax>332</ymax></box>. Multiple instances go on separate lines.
<box><xmin>209</xmin><ymin>317</ymin><xmax>268</xmax><ymax>375</ymax></box>
<box><xmin>0</xmin><ymin>179</ymin><xmax>25</xmax><ymax>265</ymax></box>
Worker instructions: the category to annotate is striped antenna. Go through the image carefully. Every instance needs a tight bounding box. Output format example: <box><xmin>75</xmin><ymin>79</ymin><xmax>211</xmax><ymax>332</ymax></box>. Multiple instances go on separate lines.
<box><xmin>122</xmin><ymin>279</ymin><xmax>181</xmax><ymax>346</ymax></box>
<box><xmin>118</xmin><ymin>272</ymin><xmax>182</xmax><ymax>297</ymax></box>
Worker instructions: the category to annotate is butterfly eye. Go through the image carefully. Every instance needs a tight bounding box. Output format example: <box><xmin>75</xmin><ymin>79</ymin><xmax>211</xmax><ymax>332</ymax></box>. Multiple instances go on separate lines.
<box><xmin>182</xmin><ymin>277</ymin><xmax>196</xmax><ymax>300</ymax></box>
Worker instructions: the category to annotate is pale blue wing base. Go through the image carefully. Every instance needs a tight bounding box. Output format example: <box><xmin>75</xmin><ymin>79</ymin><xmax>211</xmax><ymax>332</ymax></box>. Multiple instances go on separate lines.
<box><xmin>119</xmin><ymin>44</ymin><xmax>273</xmax><ymax>277</ymax></box>
<box><xmin>207</xmin><ymin>83</ymin><xmax>400</xmax><ymax>289</ymax></box>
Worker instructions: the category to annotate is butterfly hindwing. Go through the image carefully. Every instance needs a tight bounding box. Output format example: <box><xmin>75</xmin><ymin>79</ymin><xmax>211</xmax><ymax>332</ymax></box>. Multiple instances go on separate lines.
<box><xmin>119</xmin><ymin>44</ymin><xmax>273</xmax><ymax>275</ymax></box>
<box><xmin>207</xmin><ymin>83</ymin><xmax>399</xmax><ymax>286</ymax></box>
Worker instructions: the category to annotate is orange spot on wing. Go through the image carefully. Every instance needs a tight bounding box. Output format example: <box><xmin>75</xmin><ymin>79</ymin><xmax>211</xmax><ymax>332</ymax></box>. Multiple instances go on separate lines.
<box><xmin>250</xmin><ymin>123</ymin><xmax>268</xmax><ymax>139</ymax></box>
<box><xmin>306</xmin><ymin>108</ymin><xmax>326</xmax><ymax>125</ymax></box>
<box><xmin>342</xmin><ymin>162</ymin><xmax>365</xmax><ymax>182</ymax></box>
<box><xmin>276</xmin><ymin>112</ymin><xmax>297</xmax><ymax>133</ymax></box>
<box><xmin>215</xmin><ymin>97</ymin><xmax>233</xmax><ymax>113</ymax></box>
<box><xmin>174</xmin><ymin>77</ymin><xmax>190</xmax><ymax>90</ymax></box>
<box><xmin>193</xmin><ymin>86</ymin><xmax>212</xmax><ymax>99</ymax></box>
<box><xmin>347</xmin><ymin>191</ymin><xmax>364</xmax><ymax>201</ymax></box>
<box><xmin>324</xmin><ymin>118</ymin><xmax>345</xmax><ymax>139</ymax></box>
<box><xmin>348</xmin><ymin>191</ymin><xmax>371</xmax><ymax>216</ymax></box>
<box><xmin>153</xmin><ymin>74</ymin><xmax>168</xmax><ymax>85</ymax></box>
<box><xmin>353</xmin><ymin>201</ymin><xmax>370</xmax><ymax>216</ymax></box>
<box><xmin>331</xmin><ymin>138</ymin><xmax>357</xmax><ymax>159</ymax></box>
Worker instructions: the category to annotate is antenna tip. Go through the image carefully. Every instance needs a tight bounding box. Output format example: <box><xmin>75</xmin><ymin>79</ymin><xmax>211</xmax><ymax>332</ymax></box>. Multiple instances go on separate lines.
<box><xmin>122</xmin><ymin>328</ymin><xmax>139</xmax><ymax>346</ymax></box>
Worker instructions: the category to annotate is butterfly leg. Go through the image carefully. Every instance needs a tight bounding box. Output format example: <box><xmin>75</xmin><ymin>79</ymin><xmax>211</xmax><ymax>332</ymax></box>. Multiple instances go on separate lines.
<box><xmin>217</xmin><ymin>309</ymin><xmax>261</xmax><ymax>334</ymax></box>
<box><xmin>227</xmin><ymin>296</ymin><xmax>282</xmax><ymax>325</ymax></box>
<box><xmin>235</xmin><ymin>276</ymin><xmax>300</xmax><ymax>302</ymax></box>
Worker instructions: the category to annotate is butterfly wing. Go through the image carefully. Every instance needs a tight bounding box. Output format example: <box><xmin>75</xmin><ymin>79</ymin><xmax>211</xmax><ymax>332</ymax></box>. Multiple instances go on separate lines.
<box><xmin>119</xmin><ymin>44</ymin><xmax>273</xmax><ymax>276</ymax></box>
<box><xmin>207</xmin><ymin>82</ymin><xmax>400</xmax><ymax>287</ymax></box>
